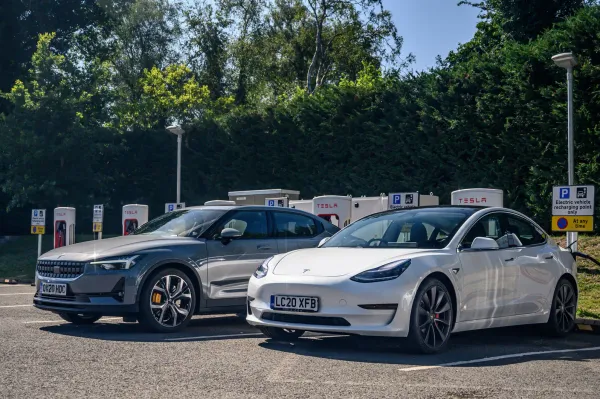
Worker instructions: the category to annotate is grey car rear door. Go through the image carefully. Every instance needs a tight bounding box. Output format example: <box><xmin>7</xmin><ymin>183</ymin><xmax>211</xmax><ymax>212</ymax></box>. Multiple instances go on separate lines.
<box><xmin>271</xmin><ymin>210</ymin><xmax>323</xmax><ymax>253</ymax></box>
<box><xmin>205</xmin><ymin>210</ymin><xmax>277</xmax><ymax>307</ymax></box>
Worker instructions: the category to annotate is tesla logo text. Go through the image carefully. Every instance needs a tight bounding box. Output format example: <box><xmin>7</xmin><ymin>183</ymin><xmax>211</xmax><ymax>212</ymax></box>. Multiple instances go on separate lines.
<box><xmin>458</xmin><ymin>197</ymin><xmax>487</xmax><ymax>204</ymax></box>
<box><xmin>124</xmin><ymin>211</ymin><xmax>138</xmax><ymax>214</ymax></box>
<box><xmin>316</xmin><ymin>204</ymin><xmax>338</xmax><ymax>209</ymax></box>
<box><xmin>56</xmin><ymin>213</ymin><xmax>66</xmax><ymax>216</ymax></box>
<box><xmin>303</xmin><ymin>269</ymin><xmax>310</xmax><ymax>273</ymax></box>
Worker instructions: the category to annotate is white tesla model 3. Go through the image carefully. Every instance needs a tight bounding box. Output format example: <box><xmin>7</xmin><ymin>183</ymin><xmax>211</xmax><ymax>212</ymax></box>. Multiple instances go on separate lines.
<box><xmin>246</xmin><ymin>206</ymin><xmax>578</xmax><ymax>353</ymax></box>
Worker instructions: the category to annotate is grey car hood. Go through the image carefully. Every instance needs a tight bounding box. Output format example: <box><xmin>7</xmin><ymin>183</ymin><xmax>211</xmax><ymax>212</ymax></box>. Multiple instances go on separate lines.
<box><xmin>39</xmin><ymin>234</ymin><xmax>200</xmax><ymax>262</ymax></box>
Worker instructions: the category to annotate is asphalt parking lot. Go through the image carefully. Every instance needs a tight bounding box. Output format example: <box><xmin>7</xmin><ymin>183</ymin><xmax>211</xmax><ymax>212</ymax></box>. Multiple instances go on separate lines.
<box><xmin>2</xmin><ymin>284</ymin><xmax>600</xmax><ymax>398</ymax></box>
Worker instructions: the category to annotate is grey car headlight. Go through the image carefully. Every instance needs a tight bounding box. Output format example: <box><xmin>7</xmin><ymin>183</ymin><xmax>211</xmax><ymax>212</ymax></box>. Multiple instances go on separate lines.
<box><xmin>90</xmin><ymin>255</ymin><xmax>142</xmax><ymax>271</ymax></box>
<box><xmin>350</xmin><ymin>259</ymin><xmax>411</xmax><ymax>283</ymax></box>
<box><xmin>253</xmin><ymin>256</ymin><xmax>273</xmax><ymax>279</ymax></box>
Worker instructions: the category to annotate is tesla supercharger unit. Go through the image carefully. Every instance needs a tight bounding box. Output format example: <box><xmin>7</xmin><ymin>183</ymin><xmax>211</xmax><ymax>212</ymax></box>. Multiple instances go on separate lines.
<box><xmin>289</xmin><ymin>200</ymin><xmax>313</xmax><ymax>214</ymax></box>
<box><xmin>265</xmin><ymin>197</ymin><xmax>289</xmax><ymax>207</ymax></box>
<box><xmin>351</xmin><ymin>196</ymin><xmax>386</xmax><ymax>222</ymax></box>
<box><xmin>313</xmin><ymin>196</ymin><xmax>352</xmax><ymax>228</ymax></box>
<box><xmin>204</xmin><ymin>200</ymin><xmax>236</xmax><ymax>206</ymax></box>
<box><xmin>54</xmin><ymin>207</ymin><xmax>75</xmax><ymax>248</ymax></box>
<box><xmin>451</xmin><ymin>188</ymin><xmax>503</xmax><ymax>207</ymax></box>
<box><xmin>122</xmin><ymin>204</ymin><xmax>149</xmax><ymax>236</ymax></box>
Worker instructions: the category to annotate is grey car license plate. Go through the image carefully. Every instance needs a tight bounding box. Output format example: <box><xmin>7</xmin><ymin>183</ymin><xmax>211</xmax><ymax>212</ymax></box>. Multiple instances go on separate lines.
<box><xmin>40</xmin><ymin>282</ymin><xmax>67</xmax><ymax>296</ymax></box>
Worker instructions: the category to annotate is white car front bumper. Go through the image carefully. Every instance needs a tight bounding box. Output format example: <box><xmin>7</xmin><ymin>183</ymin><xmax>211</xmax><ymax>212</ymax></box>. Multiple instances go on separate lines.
<box><xmin>246</xmin><ymin>274</ymin><xmax>417</xmax><ymax>337</ymax></box>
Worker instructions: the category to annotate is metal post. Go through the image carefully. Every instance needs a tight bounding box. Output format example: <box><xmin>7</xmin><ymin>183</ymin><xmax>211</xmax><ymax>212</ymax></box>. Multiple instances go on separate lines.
<box><xmin>37</xmin><ymin>235</ymin><xmax>42</xmax><ymax>258</ymax></box>
<box><xmin>176</xmin><ymin>134</ymin><xmax>182</xmax><ymax>204</ymax></box>
<box><xmin>98</xmin><ymin>232</ymin><xmax>103</xmax><ymax>240</ymax></box>
<box><xmin>566</xmin><ymin>67</ymin><xmax>577</xmax><ymax>252</ymax></box>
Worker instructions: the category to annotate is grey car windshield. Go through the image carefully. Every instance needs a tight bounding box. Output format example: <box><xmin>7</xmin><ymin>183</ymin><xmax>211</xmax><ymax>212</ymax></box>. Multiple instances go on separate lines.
<box><xmin>323</xmin><ymin>208</ymin><xmax>476</xmax><ymax>249</ymax></box>
<box><xmin>133</xmin><ymin>209</ymin><xmax>227</xmax><ymax>237</ymax></box>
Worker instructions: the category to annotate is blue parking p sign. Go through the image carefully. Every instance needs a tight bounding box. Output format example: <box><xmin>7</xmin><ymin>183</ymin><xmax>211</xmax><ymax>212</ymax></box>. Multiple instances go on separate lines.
<box><xmin>392</xmin><ymin>194</ymin><xmax>401</xmax><ymax>205</ymax></box>
<box><xmin>168</xmin><ymin>204</ymin><xmax>174</xmax><ymax>211</ymax></box>
<box><xmin>268</xmin><ymin>200</ymin><xmax>275</xmax><ymax>206</ymax></box>
<box><xmin>559</xmin><ymin>187</ymin><xmax>570</xmax><ymax>199</ymax></box>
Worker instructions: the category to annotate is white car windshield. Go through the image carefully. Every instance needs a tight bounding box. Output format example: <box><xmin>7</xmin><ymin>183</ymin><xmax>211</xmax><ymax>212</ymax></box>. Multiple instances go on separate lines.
<box><xmin>322</xmin><ymin>207</ymin><xmax>477</xmax><ymax>249</ymax></box>
<box><xmin>133</xmin><ymin>209</ymin><xmax>227</xmax><ymax>237</ymax></box>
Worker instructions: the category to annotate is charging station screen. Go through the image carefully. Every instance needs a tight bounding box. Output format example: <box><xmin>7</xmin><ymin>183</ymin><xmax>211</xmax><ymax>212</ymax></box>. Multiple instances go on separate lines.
<box><xmin>320</xmin><ymin>214</ymin><xmax>340</xmax><ymax>227</ymax></box>
<box><xmin>55</xmin><ymin>221</ymin><xmax>66</xmax><ymax>248</ymax></box>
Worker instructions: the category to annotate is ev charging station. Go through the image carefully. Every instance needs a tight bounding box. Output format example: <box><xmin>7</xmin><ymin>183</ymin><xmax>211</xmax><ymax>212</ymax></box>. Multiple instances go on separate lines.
<box><xmin>204</xmin><ymin>200</ymin><xmax>236</xmax><ymax>206</ymax></box>
<box><xmin>122</xmin><ymin>204</ymin><xmax>149</xmax><ymax>236</ymax></box>
<box><xmin>351</xmin><ymin>196</ymin><xmax>387</xmax><ymax>222</ymax></box>
<box><xmin>451</xmin><ymin>188</ymin><xmax>503</xmax><ymax>207</ymax></box>
<box><xmin>313</xmin><ymin>195</ymin><xmax>352</xmax><ymax>228</ymax></box>
<box><xmin>289</xmin><ymin>200</ymin><xmax>312</xmax><ymax>213</ymax></box>
<box><xmin>54</xmin><ymin>207</ymin><xmax>76</xmax><ymax>248</ymax></box>
<box><xmin>265</xmin><ymin>197</ymin><xmax>289</xmax><ymax>207</ymax></box>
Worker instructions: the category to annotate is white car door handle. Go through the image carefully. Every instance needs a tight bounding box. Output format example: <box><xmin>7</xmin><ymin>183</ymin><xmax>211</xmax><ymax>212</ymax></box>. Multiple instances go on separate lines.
<box><xmin>504</xmin><ymin>257</ymin><xmax>514</xmax><ymax>262</ymax></box>
<box><xmin>257</xmin><ymin>245</ymin><xmax>272</xmax><ymax>250</ymax></box>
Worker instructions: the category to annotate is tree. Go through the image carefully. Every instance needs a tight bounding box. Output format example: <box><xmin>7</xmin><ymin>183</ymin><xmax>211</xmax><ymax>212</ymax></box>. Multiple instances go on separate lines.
<box><xmin>303</xmin><ymin>0</ymin><xmax>407</xmax><ymax>93</ymax></box>
<box><xmin>0</xmin><ymin>33</ymin><xmax>119</xmax><ymax>210</ymax></box>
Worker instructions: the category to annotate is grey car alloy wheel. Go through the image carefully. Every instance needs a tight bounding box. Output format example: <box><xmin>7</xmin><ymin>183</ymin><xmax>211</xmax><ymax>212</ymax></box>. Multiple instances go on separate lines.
<box><xmin>150</xmin><ymin>275</ymin><xmax>193</xmax><ymax>328</ymax></box>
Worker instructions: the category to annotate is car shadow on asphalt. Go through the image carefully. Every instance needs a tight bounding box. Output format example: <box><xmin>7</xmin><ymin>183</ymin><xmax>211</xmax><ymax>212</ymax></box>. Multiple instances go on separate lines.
<box><xmin>39</xmin><ymin>314</ymin><xmax>263</xmax><ymax>342</ymax></box>
<box><xmin>258</xmin><ymin>326</ymin><xmax>600</xmax><ymax>368</ymax></box>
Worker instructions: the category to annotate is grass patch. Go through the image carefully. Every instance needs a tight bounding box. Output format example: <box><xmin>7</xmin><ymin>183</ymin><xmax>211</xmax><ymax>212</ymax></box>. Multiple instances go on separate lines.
<box><xmin>0</xmin><ymin>234</ymin><xmax>115</xmax><ymax>280</ymax></box>
<box><xmin>553</xmin><ymin>235</ymin><xmax>600</xmax><ymax>319</ymax></box>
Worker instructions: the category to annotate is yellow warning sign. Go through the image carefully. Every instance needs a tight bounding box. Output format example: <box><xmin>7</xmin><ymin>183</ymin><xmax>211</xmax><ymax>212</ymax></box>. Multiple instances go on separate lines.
<box><xmin>31</xmin><ymin>226</ymin><xmax>45</xmax><ymax>234</ymax></box>
<box><xmin>551</xmin><ymin>216</ymin><xmax>594</xmax><ymax>232</ymax></box>
<box><xmin>93</xmin><ymin>222</ymin><xmax>103</xmax><ymax>232</ymax></box>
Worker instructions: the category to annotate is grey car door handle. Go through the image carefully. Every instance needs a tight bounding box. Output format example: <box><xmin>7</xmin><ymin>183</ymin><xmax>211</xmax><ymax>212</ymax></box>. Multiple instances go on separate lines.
<box><xmin>257</xmin><ymin>245</ymin><xmax>272</xmax><ymax>250</ymax></box>
<box><xmin>544</xmin><ymin>255</ymin><xmax>554</xmax><ymax>259</ymax></box>
<box><xmin>504</xmin><ymin>258</ymin><xmax>514</xmax><ymax>262</ymax></box>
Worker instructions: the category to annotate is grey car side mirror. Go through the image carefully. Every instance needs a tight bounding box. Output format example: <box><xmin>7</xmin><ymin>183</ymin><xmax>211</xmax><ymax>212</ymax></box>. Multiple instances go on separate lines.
<box><xmin>470</xmin><ymin>237</ymin><xmax>499</xmax><ymax>250</ymax></box>
<box><xmin>318</xmin><ymin>237</ymin><xmax>331</xmax><ymax>247</ymax></box>
<box><xmin>221</xmin><ymin>228</ymin><xmax>243</xmax><ymax>239</ymax></box>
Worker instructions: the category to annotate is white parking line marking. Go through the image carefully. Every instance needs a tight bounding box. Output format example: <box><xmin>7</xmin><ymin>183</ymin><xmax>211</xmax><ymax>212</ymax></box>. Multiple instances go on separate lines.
<box><xmin>0</xmin><ymin>304</ymin><xmax>32</xmax><ymax>308</ymax></box>
<box><xmin>0</xmin><ymin>284</ymin><xmax>31</xmax><ymax>288</ymax></box>
<box><xmin>0</xmin><ymin>293</ymin><xmax>33</xmax><ymax>296</ymax></box>
<box><xmin>398</xmin><ymin>346</ymin><xmax>600</xmax><ymax>372</ymax></box>
<box><xmin>23</xmin><ymin>317</ymin><xmax>122</xmax><ymax>324</ymax></box>
<box><xmin>166</xmin><ymin>333</ymin><xmax>264</xmax><ymax>341</ymax></box>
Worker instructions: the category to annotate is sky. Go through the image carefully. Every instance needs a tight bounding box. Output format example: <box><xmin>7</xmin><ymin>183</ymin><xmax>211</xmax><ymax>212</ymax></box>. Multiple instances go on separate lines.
<box><xmin>382</xmin><ymin>0</ymin><xmax>481</xmax><ymax>71</ymax></box>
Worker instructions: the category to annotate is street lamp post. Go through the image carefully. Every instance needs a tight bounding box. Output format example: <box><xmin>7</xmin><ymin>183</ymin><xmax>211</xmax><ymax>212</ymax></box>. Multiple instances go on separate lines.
<box><xmin>552</xmin><ymin>52</ymin><xmax>578</xmax><ymax>251</ymax></box>
<box><xmin>166</xmin><ymin>125</ymin><xmax>185</xmax><ymax>203</ymax></box>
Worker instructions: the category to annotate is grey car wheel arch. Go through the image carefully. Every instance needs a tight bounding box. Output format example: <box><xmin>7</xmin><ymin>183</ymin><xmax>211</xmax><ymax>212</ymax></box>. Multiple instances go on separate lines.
<box><xmin>137</xmin><ymin>259</ymin><xmax>203</xmax><ymax>313</ymax></box>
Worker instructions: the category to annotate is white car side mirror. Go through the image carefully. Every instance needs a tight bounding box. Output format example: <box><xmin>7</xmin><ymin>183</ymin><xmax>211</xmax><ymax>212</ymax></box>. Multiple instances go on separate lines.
<box><xmin>318</xmin><ymin>237</ymin><xmax>331</xmax><ymax>247</ymax></box>
<box><xmin>470</xmin><ymin>237</ymin><xmax>499</xmax><ymax>250</ymax></box>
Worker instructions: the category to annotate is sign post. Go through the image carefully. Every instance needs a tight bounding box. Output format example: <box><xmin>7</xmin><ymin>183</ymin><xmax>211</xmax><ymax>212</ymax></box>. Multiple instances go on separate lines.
<box><xmin>552</xmin><ymin>186</ymin><xmax>595</xmax><ymax>248</ymax></box>
<box><xmin>93</xmin><ymin>205</ymin><xmax>104</xmax><ymax>239</ymax></box>
<box><xmin>165</xmin><ymin>203</ymin><xmax>185</xmax><ymax>213</ymax></box>
<box><xmin>31</xmin><ymin>209</ymin><xmax>46</xmax><ymax>258</ymax></box>
<box><xmin>387</xmin><ymin>192</ymin><xmax>419</xmax><ymax>210</ymax></box>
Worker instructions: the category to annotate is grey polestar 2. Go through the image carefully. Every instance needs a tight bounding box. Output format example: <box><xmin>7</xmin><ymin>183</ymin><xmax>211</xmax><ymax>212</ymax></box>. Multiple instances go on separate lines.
<box><xmin>34</xmin><ymin>206</ymin><xmax>339</xmax><ymax>332</ymax></box>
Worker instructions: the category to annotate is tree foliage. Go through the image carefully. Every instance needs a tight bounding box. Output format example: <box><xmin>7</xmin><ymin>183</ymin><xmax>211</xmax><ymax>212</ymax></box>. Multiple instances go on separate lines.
<box><xmin>1</xmin><ymin>0</ymin><xmax>600</xmax><ymax>234</ymax></box>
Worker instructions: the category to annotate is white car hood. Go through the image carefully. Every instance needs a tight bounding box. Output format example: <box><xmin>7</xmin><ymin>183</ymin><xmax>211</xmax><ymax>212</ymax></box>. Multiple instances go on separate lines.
<box><xmin>273</xmin><ymin>247</ymin><xmax>431</xmax><ymax>277</ymax></box>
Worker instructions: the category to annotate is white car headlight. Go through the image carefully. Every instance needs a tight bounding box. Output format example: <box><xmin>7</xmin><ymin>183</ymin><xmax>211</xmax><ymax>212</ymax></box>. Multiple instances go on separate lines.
<box><xmin>90</xmin><ymin>255</ymin><xmax>141</xmax><ymax>271</ymax></box>
<box><xmin>350</xmin><ymin>259</ymin><xmax>411</xmax><ymax>283</ymax></box>
<box><xmin>253</xmin><ymin>256</ymin><xmax>273</xmax><ymax>279</ymax></box>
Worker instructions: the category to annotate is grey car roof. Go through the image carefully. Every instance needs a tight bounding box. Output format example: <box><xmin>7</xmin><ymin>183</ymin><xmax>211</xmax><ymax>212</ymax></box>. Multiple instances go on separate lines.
<box><xmin>185</xmin><ymin>205</ymin><xmax>310</xmax><ymax>212</ymax></box>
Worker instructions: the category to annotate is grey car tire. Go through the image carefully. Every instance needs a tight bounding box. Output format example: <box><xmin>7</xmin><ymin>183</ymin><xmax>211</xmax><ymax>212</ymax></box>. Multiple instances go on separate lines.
<box><xmin>406</xmin><ymin>278</ymin><xmax>454</xmax><ymax>354</ymax></box>
<box><xmin>58</xmin><ymin>313</ymin><xmax>102</xmax><ymax>325</ymax></box>
<box><xmin>139</xmin><ymin>268</ymin><xmax>196</xmax><ymax>333</ymax></box>
<box><xmin>258</xmin><ymin>326</ymin><xmax>305</xmax><ymax>341</ymax></box>
<box><xmin>545</xmin><ymin>278</ymin><xmax>577</xmax><ymax>337</ymax></box>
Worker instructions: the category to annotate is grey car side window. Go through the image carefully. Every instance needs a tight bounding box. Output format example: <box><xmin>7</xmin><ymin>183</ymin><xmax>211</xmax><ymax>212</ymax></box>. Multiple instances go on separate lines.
<box><xmin>273</xmin><ymin>212</ymin><xmax>318</xmax><ymax>238</ymax></box>
<box><xmin>215</xmin><ymin>211</ymin><xmax>268</xmax><ymax>239</ymax></box>
<box><xmin>461</xmin><ymin>214</ymin><xmax>507</xmax><ymax>249</ymax></box>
